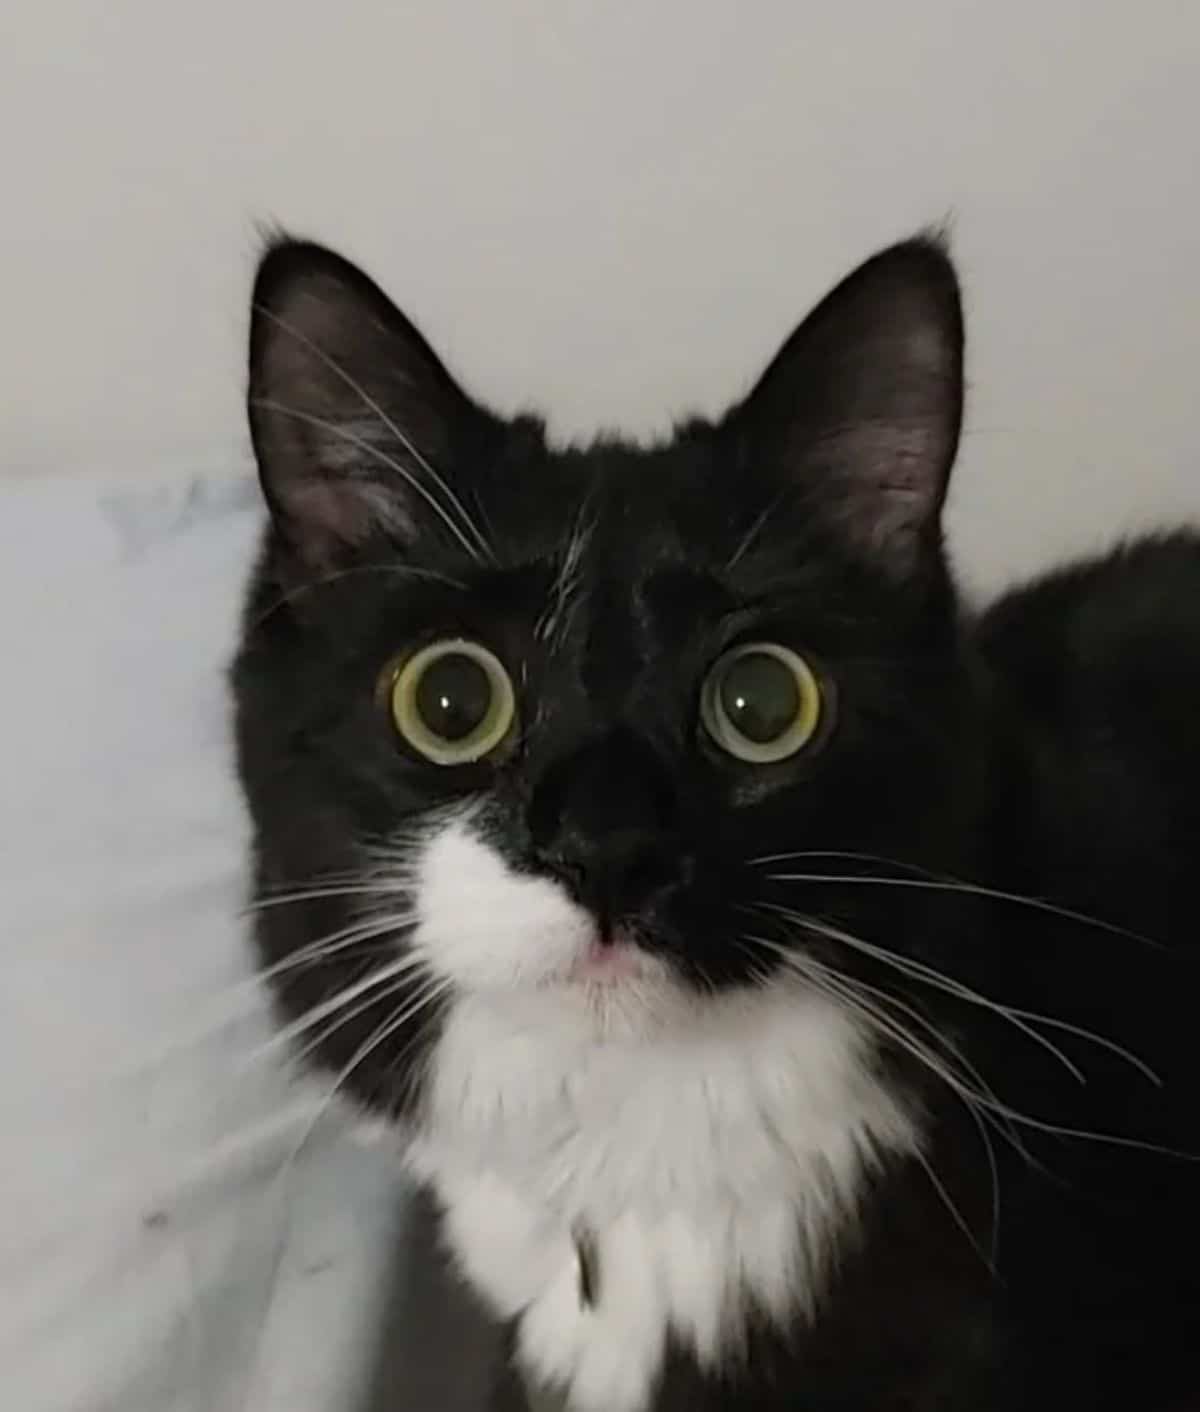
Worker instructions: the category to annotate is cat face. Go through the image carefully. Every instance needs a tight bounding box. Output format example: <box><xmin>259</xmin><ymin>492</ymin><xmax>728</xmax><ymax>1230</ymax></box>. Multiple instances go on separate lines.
<box><xmin>234</xmin><ymin>237</ymin><xmax>976</xmax><ymax>1114</ymax></box>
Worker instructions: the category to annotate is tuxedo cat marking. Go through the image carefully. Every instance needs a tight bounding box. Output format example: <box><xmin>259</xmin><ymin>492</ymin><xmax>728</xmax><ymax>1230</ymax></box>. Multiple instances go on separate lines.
<box><xmin>233</xmin><ymin>236</ymin><xmax>1200</xmax><ymax>1410</ymax></box>
<box><xmin>406</xmin><ymin>815</ymin><xmax>916</xmax><ymax>1410</ymax></box>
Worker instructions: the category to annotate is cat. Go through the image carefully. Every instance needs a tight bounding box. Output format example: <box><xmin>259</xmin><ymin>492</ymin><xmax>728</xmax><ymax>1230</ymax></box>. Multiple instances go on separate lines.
<box><xmin>232</xmin><ymin>234</ymin><xmax>1200</xmax><ymax>1412</ymax></box>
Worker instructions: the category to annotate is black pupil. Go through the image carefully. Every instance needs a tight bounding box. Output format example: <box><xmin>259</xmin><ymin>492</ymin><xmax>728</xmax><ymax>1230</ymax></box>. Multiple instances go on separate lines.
<box><xmin>416</xmin><ymin>653</ymin><xmax>493</xmax><ymax>742</ymax></box>
<box><xmin>719</xmin><ymin>652</ymin><xmax>800</xmax><ymax>744</ymax></box>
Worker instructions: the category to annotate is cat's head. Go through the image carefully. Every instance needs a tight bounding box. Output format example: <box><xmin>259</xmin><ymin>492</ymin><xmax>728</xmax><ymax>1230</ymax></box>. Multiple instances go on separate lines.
<box><xmin>234</xmin><ymin>236</ymin><xmax>977</xmax><ymax>1113</ymax></box>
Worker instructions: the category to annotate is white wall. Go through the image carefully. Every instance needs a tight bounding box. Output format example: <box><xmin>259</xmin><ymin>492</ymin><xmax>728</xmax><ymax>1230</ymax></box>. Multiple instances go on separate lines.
<box><xmin>2</xmin><ymin>0</ymin><xmax>1197</xmax><ymax>592</ymax></box>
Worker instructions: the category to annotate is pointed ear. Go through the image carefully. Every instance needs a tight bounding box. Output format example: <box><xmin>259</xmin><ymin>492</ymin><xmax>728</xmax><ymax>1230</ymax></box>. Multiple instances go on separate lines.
<box><xmin>737</xmin><ymin>236</ymin><xmax>964</xmax><ymax>577</ymax></box>
<box><xmin>247</xmin><ymin>240</ymin><xmax>489</xmax><ymax>570</ymax></box>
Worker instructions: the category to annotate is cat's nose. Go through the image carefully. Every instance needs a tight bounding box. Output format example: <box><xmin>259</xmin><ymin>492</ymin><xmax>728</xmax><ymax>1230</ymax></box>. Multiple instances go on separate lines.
<box><xmin>548</xmin><ymin>828</ymin><xmax>679</xmax><ymax>931</ymax></box>
<box><xmin>527</xmin><ymin>731</ymin><xmax>681</xmax><ymax>930</ymax></box>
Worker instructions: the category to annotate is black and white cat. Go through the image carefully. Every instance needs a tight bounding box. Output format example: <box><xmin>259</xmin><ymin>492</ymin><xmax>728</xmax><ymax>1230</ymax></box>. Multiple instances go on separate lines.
<box><xmin>233</xmin><ymin>236</ymin><xmax>1200</xmax><ymax>1411</ymax></box>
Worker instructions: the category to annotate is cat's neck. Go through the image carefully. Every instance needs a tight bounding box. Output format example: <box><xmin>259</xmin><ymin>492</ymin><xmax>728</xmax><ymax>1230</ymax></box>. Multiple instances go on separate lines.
<box><xmin>406</xmin><ymin>983</ymin><xmax>918</xmax><ymax>1412</ymax></box>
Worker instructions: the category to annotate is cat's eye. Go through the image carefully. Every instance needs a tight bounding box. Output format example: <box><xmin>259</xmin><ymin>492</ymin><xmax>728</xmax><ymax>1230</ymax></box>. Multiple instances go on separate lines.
<box><xmin>700</xmin><ymin>642</ymin><xmax>825</xmax><ymax>764</ymax></box>
<box><xmin>384</xmin><ymin>639</ymin><xmax>516</xmax><ymax>765</ymax></box>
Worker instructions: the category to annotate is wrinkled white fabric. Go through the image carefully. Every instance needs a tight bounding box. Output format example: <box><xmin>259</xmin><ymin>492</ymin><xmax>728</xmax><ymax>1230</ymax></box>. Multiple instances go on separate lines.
<box><xmin>0</xmin><ymin>472</ymin><xmax>406</xmax><ymax>1412</ymax></box>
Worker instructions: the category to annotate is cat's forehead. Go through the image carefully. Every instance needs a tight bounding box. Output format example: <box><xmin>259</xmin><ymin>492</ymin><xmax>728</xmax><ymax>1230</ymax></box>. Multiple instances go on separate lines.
<box><xmin>498</xmin><ymin>438</ymin><xmax>853</xmax><ymax>621</ymax></box>
<box><xmin>493</xmin><ymin>434</ymin><xmax>738</xmax><ymax>579</ymax></box>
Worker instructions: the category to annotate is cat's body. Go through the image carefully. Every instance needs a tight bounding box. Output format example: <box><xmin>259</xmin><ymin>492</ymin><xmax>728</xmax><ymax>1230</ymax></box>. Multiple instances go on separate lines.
<box><xmin>233</xmin><ymin>237</ymin><xmax>1199</xmax><ymax>1411</ymax></box>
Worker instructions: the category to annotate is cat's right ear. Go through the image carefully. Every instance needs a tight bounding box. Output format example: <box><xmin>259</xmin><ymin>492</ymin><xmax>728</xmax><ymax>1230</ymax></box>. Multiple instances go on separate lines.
<box><xmin>248</xmin><ymin>240</ymin><xmax>490</xmax><ymax>571</ymax></box>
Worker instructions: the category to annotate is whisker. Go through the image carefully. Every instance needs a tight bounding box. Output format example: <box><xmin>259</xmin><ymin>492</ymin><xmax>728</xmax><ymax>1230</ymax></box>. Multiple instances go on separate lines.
<box><xmin>809</xmin><ymin>913</ymin><xmax>1095</xmax><ymax>1085</ymax></box>
<box><xmin>288</xmin><ymin>973</ymin><xmax>427</xmax><ymax>1068</ymax></box>
<box><xmin>744</xmin><ymin>935</ymin><xmax>998</xmax><ymax>1275</ymax></box>
<box><xmin>753</xmin><ymin>852</ymin><xmax>1162</xmax><ymax>951</ymax></box>
<box><xmin>801</xmin><ymin>907</ymin><xmax>1160</xmax><ymax>1086</ymax></box>
<box><xmin>744</xmin><ymin>932</ymin><xmax>1031</xmax><ymax>1171</ymax></box>
<box><xmin>66</xmin><ymin>915</ymin><xmax>422</xmax><ymax>1099</ymax></box>
<box><xmin>732</xmin><ymin>939</ymin><xmax>778</xmax><ymax>992</ymax></box>
<box><xmin>957</xmin><ymin>1079</ymin><xmax>1001</xmax><ymax>1266</ymax></box>
<box><xmin>758</xmin><ymin>902</ymin><xmax>1162</xmax><ymax>1088</ymax></box>
<box><xmin>965</xmin><ymin>1099</ymin><xmax>1200</xmax><ymax>1161</ymax></box>
<box><xmin>834</xmin><ymin>965</ymin><xmax>1034</xmax><ymax>1198</ymax></box>
<box><xmin>248</xmin><ymin>563</ymin><xmax>464</xmax><ymax>633</ymax></box>
<box><xmin>757</xmin><ymin>904</ymin><xmax>1093</xmax><ymax>1086</ymax></box>
<box><xmin>750</xmin><ymin>931</ymin><xmax>1198</xmax><ymax>1164</ymax></box>
<box><xmin>912</xmin><ymin>1142</ymin><xmax>997</xmax><ymax>1277</ymax></box>
<box><xmin>535</xmin><ymin>499</ymin><xmax>593</xmax><ymax>646</ymax></box>
<box><xmin>725</xmin><ymin>489</ymin><xmax>788</xmax><ymax>571</ymax></box>
<box><xmin>241</xmin><ymin>883</ymin><xmax>410</xmax><ymax>915</ymax></box>
<box><xmin>820</xmin><ymin>958</ymin><xmax>1030</xmax><ymax>1166</ymax></box>
<box><xmin>251</xmin><ymin>397</ymin><xmax>488</xmax><ymax>565</ymax></box>
<box><xmin>167</xmin><ymin>911</ymin><xmax>420</xmax><ymax>1041</ymax></box>
<box><xmin>238</xmin><ymin>944</ymin><xmax>429</xmax><ymax>1070</ymax></box>
<box><xmin>253</xmin><ymin>911</ymin><xmax>418</xmax><ymax>993</ymax></box>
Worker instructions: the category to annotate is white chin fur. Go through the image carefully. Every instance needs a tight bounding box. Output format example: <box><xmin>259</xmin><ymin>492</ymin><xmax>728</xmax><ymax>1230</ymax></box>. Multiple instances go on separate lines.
<box><xmin>405</xmin><ymin>808</ymin><xmax>919</xmax><ymax>1412</ymax></box>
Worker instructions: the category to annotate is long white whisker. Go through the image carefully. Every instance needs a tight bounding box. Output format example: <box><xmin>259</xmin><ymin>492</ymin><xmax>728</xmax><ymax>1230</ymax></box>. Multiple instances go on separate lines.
<box><xmin>799</xmin><ymin>907</ymin><xmax>1160</xmax><ymax>1087</ymax></box>
<box><xmin>240</xmin><ymin>945</ymin><xmax>429</xmax><ymax>1069</ymax></box>
<box><xmin>536</xmin><ymin>500</ymin><xmax>593</xmax><ymax>646</ymax></box>
<box><xmin>958</xmin><ymin>1079</ymin><xmax>1001</xmax><ymax>1265</ymax></box>
<box><xmin>821</xmin><ymin>958</ymin><xmax>1031</xmax><ymax>1165</ymax></box>
<box><xmin>251</xmin><ymin>398</ymin><xmax>487</xmax><ymax>564</ymax></box>
<box><xmin>759</xmin><ymin>903</ymin><xmax>1161</xmax><ymax>1089</ymax></box>
<box><xmin>758</xmin><ymin>931</ymin><xmax>1199</xmax><ymax>1164</ymax></box>
<box><xmin>79</xmin><ymin>915</ymin><xmax>421</xmax><ymax>1095</ymax></box>
<box><xmin>746</xmin><ymin>935</ymin><xmax>997</xmax><ymax>1275</ymax></box>
<box><xmin>248</xmin><ymin>563</ymin><xmax>464</xmax><ymax>632</ymax></box>
<box><xmin>257</xmin><ymin>912</ymin><xmax>418</xmax><ymax>980</ymax></box>
<box><xmin>745</xmin><ymin>932</ymin><xmax>1030</xmax><ymax>1170</ymax></box>
<box><xmin>912</xmin><ymin>1142</ymin><xmax>996</xmax><ymax>1276</ymax></box>
<box><xmin>242</xmin><ymin>883</ymin><xmax>409</xmax><ymax>915</ymax></box>
<box><xmin>725</xmin><ymin>500</ymin><xmax>779</xmax><ymax>571</ymax></box>
<box><xmin>971</xmin><ymin>1101</ymin><xmax>1200</xmax><ymax>1159</ymax></box>
<box><xmin>760</xmin><ymin>904</ymin><xmax>1092</xmax><ymax>1086</ymax></box>
<box><xmin>834</xmin><ymin>965</ymin><xmax>1031</xmax><ymax>1214</ymax></box>
<box><xmin>812</xmin><ymin>915</ymin><xmax>1090</xmax><ymax>1085</ymax></box>
<box><xmin>289</xmin><ymin>973</ymin><xmax>428</xmax><ymax>1067</ymax></box>
<box><xmin>756</xmin><ymin>886</ymin><xmax>1157</xmax><ymax>1084</ymax></box>
<box><xmin>755</xmin><ymin>854</ymin><xmax>1162</xmax><ymax>950</ymax></box>
<box><xmin>190</xmin><ymin>912</ymin><xmax>419</xmax><ymax>1035</ymax></box>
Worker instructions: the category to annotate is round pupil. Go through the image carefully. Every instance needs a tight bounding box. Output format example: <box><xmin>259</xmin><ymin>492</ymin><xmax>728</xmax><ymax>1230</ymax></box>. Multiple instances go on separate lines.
<box><xmin>719</xmin><ymin>652</ymin><xmax>801</xmax><ymax>744</ymax></box>
<box><xmin>415</xmin><ymin>653</ymin><xmax>493</xmax><ymax>742</ymax></box>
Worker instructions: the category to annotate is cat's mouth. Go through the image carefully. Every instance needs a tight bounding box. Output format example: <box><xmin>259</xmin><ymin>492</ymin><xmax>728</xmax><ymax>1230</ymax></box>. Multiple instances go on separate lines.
<box><xmin>565</xmin><ymin>928</ymin><xmax>647</xmax><ymax>987</ymax></box>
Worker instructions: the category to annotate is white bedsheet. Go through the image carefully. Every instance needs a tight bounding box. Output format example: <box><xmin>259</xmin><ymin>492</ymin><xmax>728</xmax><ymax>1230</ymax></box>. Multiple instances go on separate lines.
<box><xmin>0</xmin><ymin>471</ymin><xmax>406</xmax><ymax>1412</ymax></box>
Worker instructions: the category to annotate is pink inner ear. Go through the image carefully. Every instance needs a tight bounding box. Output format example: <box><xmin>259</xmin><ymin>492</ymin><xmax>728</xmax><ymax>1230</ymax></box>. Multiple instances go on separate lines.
<box><xmin>289</xmin><ymin>478</ymin><xmax>374</xmax><ymax>544</ymax></box>
<box><xmin>282</xmin><ymin>473</ymin><xmax>418</xmax><ymax>569</ymax></box>
<box><xmin>810</xmin><ymin>420</ymin><xmax>949</xmax><ymax>571</ymax></box>
<box><xmin>252</xmin><ymin>269</ymin><xmax>462</xmax><ymax>570</ymax></box>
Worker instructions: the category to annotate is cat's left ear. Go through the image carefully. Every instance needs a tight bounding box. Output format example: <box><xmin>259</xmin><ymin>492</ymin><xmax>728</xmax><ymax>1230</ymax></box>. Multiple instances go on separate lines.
<box><xmin>248</xmin><ymin>240</ymin><xmax>492</xmax><ymax>571</ymax></box>
<box><xmin>736</xmin><ymin>236</ymin><xmax>964</xmax><ymax>577</ymax></box>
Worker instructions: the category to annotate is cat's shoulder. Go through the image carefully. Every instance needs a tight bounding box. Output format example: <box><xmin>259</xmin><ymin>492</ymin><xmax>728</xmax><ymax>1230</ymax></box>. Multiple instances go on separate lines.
<box><xmin>972</xmin><ymin>530</ymin><xmax>1200</xmax><ymax>941</ymax></box>
<box><xmin>974</xmin><ymin>529</ymin><xmax>1200</xmax><ymax>703</ymax></box>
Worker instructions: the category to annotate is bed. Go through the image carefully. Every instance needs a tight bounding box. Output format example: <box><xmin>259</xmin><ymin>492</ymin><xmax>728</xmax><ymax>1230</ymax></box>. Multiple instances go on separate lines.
<box><xmin>0</xmin><ymin>469</ymin><xmax>419</xmax><ymax>1412</ymax></box>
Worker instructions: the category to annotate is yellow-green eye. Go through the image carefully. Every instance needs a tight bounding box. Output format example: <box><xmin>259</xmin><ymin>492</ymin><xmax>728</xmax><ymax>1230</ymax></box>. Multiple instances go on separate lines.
<box><xmin>385</xmin><ymin>639</ymin><xmax>516</xmax><ymax>765</ymax></box>
<box><xmin>700</xmin><ymin>642</ymin><xmax>825</xmax><ymax>763</ymax></box>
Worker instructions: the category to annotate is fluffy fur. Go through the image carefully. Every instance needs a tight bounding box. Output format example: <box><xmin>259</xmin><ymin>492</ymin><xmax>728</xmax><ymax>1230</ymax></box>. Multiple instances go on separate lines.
<box><xmin>406</xmin><ymin>814</ymin><xmax>915</xmax><ymax>1411</ymax></box>
<box><xmin>233</xmin><ymin>235</ymin><xmax>1200</xmax><ymax>1410</ymax></box>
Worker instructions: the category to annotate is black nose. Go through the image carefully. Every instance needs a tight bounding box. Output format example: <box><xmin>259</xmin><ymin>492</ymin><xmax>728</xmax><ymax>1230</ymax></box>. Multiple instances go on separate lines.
<box><xmin>527</xmin><ymin>731</ymin><xmax>680</xmax><ymax>930</ymax></box>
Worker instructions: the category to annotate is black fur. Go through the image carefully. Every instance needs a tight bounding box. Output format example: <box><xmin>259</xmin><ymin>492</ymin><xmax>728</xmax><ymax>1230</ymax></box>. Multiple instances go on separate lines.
<box><xmin>232</xmin><ymin>236</ymin><xmax>1200</xmax><ymax>1410</ymax></box>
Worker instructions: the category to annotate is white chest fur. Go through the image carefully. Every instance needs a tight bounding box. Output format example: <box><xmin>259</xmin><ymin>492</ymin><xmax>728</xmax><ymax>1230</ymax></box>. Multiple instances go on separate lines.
<box><xmin>407</xmin><ymin>985</ymin><xmax>917</xmax><ymax>1412</ymax></box>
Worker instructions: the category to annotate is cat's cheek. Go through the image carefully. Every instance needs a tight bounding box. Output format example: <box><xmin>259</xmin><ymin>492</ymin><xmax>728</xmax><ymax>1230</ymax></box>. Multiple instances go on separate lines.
<box><xmin>410</xmin><ymin>814</ymin><xmax>594</xmax><ymax>990</ymax></box>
